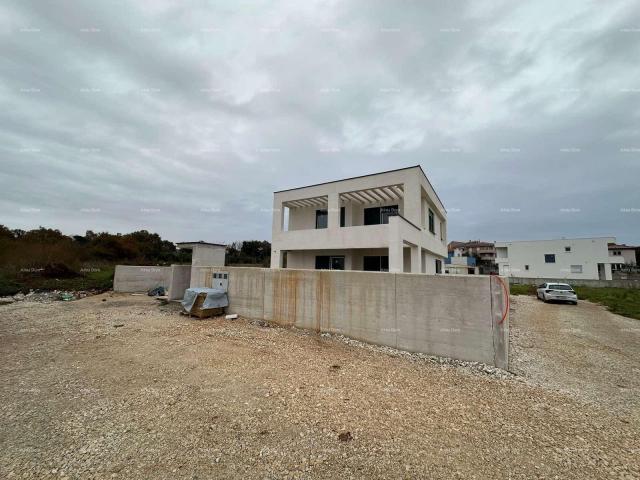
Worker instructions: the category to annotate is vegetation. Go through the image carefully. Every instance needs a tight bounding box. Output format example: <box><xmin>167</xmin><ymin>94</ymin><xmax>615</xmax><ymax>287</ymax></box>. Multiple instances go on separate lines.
<box><xmin>573</xmin><ymin>287</ymin><xmax>640</xmax><ymax>320</ymax></box>
<box><xmin>0</xmin><ymin>225</ymin><xmax>270</xmax><ymax>295</ymax></box>
<box><xmin>225</xmin><ymin>240</ymin><xmax>271</xmax><ymax>267</ymax></box>
<box><xmin>509</xmin><ymin>284</ymin><xmax>536</xmax><ymax>296</ymax></box>
<box><xmin>508</xmin><ymin>281</ymin><xmax>640</xmax><ymax>320</ymax></box>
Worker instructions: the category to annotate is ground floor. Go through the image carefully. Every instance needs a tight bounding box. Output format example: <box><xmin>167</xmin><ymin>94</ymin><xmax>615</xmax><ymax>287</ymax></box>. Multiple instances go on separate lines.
<box><xmin>0</xmin><ymin>294</ymin><xmax>637</xmax><ymax>479</ymax></box>
<box><xmin>282</xmin><ymin>248</ymin><xmax>443</xmax><ymax>274</ymax></box>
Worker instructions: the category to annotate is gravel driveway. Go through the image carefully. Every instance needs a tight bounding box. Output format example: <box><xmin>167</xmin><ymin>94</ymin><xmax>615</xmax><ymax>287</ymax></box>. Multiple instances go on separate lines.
<box><xmin>1</xmin><ymin>293</ymin><xmax>638</xmax><ymax>479</ymax></box>
<box><xmin>510</xmin><ymin>295</ymin><xmax>640</xmax><ymax>415</ymax></box>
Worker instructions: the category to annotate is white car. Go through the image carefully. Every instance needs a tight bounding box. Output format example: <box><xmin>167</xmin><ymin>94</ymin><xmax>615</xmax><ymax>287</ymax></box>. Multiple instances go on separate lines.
<box><xmin>536</xmin><ymin>282</ymin><xmax>578</xmax><ymax>305</ymax></box>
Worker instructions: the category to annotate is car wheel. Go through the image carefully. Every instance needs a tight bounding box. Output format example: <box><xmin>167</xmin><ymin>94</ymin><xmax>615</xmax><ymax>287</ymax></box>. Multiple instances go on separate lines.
<box><xmin>572</xmin><ymin>301</ymin><xmax>578</xmax><ymax>305</ymax></box>
<box><xmin>542</xmin><ymin>294</ymin><xmax>548</xmax><ymax>303</ymax></box>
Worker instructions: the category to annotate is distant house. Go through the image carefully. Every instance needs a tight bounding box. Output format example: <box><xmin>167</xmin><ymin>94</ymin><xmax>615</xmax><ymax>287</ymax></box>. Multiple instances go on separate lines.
<box><xmin>448</xmin><ymin>240</ymin><xmax>496</xmax><ymax>263</ymax></box>
<box><xmin>608</xmin><ymin>243</ymin><xmax>637</xmax><ymax>271</ymax></box>
<box><xmin>444</xmin><ymin>253</ymin><xmax>479</xmax><ymax>275</ymax></box>
<box><xmin>495</xmin><ymin>237</ymin><xmax>616</xmax><ymax>280</ymax></box>
<box><xmin>447</xmin><ymin>240</ymin><xmax>496</xmax><ymax>274</ymax></box>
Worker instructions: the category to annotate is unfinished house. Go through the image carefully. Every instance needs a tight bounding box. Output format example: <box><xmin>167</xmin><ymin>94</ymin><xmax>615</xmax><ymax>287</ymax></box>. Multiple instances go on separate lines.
<box><xmin>270</xmin><ymin>166</ymin><xmax>447</xmax><ymax>273</ymax></box>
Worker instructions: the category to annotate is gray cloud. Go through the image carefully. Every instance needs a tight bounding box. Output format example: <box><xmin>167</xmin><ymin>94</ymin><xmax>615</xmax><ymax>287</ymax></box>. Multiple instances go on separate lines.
<box><xmin>1</xmin><ymin>0</ymin><xmax>639</xmax><ymax>244</ymax></box>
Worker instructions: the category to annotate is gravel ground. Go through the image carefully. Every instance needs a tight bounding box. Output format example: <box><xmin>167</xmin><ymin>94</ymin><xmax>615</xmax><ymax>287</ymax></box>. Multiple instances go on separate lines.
<box><xmin>1</xmin><ymin>293</ymin><xmax>638</xmax><ymax>479</ymax></box>
<box><xmin>510</xmin><ymin>294</ymin><xmax>640</xmax><ymax>415</ymax></box>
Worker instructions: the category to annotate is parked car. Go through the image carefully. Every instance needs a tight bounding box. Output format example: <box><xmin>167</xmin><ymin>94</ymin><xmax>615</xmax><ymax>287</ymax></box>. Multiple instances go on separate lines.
<box><xmin>536</xmin><ymin>282</ymin><xmax>578</xmax><ymax>305</ymax></box>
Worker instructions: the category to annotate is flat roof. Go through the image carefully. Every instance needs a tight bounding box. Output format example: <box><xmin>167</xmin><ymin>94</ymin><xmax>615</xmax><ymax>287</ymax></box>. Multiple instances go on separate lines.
<box><xmin>176</xmin><ymin>241</ymin><xmax>226</xmax><ymax>248</ymax></box>
<box><xmin>274</xmin><ymin>165</ymin><xmax>446</xmax><ymax>212</ymax></box>
<box><xmin>608</xmin><ymin>244</ymin><xmax>637</xmax><ymax>249</ymax></box>
<box><xmin>496</xmin><ymin>236</ymin><xmax>615</xmax><ymax>244</ymax></box>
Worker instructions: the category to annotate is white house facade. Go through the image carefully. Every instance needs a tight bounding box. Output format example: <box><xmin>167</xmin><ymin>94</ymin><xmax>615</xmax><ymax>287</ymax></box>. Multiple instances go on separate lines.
<box><xmin>270</xmin><ymin>166</ymin><xmax>448</xmax><ymax>273</ymax></box>
<box><xmin>495</xmin><ymin>237</ymin><xmax>615</xmax><ymax>280</ymax></box>
<box><xmin>608</xmin><ymin>243</ymin><xmax>637</xmax><ymax>271</ymax></box>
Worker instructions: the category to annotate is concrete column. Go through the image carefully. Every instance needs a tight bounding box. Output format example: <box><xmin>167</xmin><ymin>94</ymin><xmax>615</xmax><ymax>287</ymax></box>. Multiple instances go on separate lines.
<box><xmin>389</xmin><ymin>240</ymin><xmax>404</xmax><ymax>273</ymax></box>
<box><xmin>410</xmin><ymin>246</ymin><xmax>420</xmax><ymax>273</ymax></box>
<box><xmin>328</xmin><ymin>193</ymin><xmax>340</xmax><ymax>230</ymax></box>
<box><xmin>272</xmin><ymin>196</ymin><xmax>284</xmax><ymax>234</ymax></box>
<box><xmin>605</xmin><ymin>264</ymin><xmax>612</xmax><ymax>281</ymax></box>
<box><xmin>402</xmin><ymin>178</ymin><xmax>422</xmax><ymax>227</ymax></box>
<box><xmin>270</xmin><ymin>249</ymin><xmax>283</xmax><ymax>269</ymax></box>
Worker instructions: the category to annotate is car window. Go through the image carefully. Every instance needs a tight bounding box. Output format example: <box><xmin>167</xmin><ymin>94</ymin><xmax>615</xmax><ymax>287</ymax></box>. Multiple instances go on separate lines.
<box><xmin>538</xmin><ymin>283</ymin><xmax>546</xmax><ymax>288</ymax></box>
<box><xmin>549</xmin><ymin>284</ymin><xmax>572</xmax><ymax>291</ymax></box>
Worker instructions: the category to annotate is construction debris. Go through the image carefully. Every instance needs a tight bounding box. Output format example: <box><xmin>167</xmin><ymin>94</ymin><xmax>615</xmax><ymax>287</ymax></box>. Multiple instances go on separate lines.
<box><xmin>0</xmin><ymin>290</ymin><xmax>103</xmax><ymax>304</ymax></box>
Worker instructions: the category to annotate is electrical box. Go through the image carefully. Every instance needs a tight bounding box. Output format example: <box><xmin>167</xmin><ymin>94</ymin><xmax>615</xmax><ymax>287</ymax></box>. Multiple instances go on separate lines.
<box><xmin>212</xmin><ymin>271</ymin><xmax>229</xmax><ymax>292</ymax></box>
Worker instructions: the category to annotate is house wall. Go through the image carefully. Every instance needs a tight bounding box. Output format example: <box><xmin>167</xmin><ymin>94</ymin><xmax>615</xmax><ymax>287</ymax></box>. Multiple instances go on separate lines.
<box><xmin>190</xmin><ymin>267</ymin><xmax>509</xmax><ymax>368</ymax></box>
<box><xmin>609</xmin><ymin>249</ymin><xmax>637</xmax><ymax>265</ymax></box>
<box><xmin>496</xmin><ymin>238</ymin><xmax>614</xmax><ymax>280</ymax></box>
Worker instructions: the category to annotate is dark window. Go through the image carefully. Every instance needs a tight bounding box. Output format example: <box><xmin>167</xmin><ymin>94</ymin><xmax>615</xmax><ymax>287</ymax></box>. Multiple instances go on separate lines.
<box><xmin>428</xmin><ymin>209</ymin><xmax>435</xmax><ymax>234</ymax></box>
<box><xmin>525</xmin><ymin>265</ymin><xmax>529</xmax><ymax>270</ymax></box>
<box><xmin>364</xmin><ymin>205</ymin><xmax>398</xmax><ymax>225</ymax></box>
<box><xmin>544</xmin><ymin>254</ymin><xmax>556</xmax><ymax>263</ymax></box>
<box><xmin>435</xmin><ymin>259</ymin><xmax>442</xmax><ymax>274</ymax></box>
<box><xmin>381</xmin><ymin>256</ymin><xmax>389</xmax><ymax>271</ymax></box>
<box><xmin>315</xmin><ymin>256</ymin><xmax>330</xmax><ymax>269</ymax></box>
<box><xmin>330</xmin><ymin>256</ymin><xmax>345</xmax><ymax>270</ymax></box>
<box><xmin>565</xmin><ymin>246</ymin><xmax>571</xmax><ymax>252</ymax></box>
<box><xmin>340</xmin><ymin>206</ymin><xmax>345</xmax><ymax>227</ymax></box>
<box><xmin>315</xmin><ymin>255</ymin><xmax>344</xmax><ymax>270</ymax></box>
<box><xmin>363</xmin><ymin>256</ymin><xmax>389</xmax><ymax>272</ymax></box>
<box><xmin>468</xmin><ymin>268</ymin><xmax>475</xmax><ymax>274</ymax></box>
<box><xmin>315</xmin><ymin>209</ymin><xmax>328</xmax><ymax>229</ymax></box>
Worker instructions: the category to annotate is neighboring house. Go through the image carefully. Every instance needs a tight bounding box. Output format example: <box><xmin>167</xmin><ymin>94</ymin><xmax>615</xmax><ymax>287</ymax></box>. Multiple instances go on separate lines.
<box><xmin>444</xmin><ymin>254</ymin><xmax>479</xmax><ymax>275</ymax></box>
<box><xmin>608</xmin><ymin>243</ymin><xmax>637</xmax><ymax>271</ymax></box>
<box><xmin>495</xmin><ymin>237</ymin><xmax>616</xmax><ymax>280</ymax></box>
<box><xmin>447</xmin><ymin>240</ymin><xmax>497</xmax><ymax>274</ymax></box>
<box><xmin>447</xmin><ymin>240</ymin><xmax>496</xmax><ymax>262</ymax></box>
<box><xmin>270</xmin><ymin>166</ymin><xmax>447</xmax><ymax>273</ymax></box>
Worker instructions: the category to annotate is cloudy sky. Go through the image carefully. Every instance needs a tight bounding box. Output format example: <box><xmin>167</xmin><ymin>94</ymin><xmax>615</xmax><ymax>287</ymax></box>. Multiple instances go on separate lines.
<box><xmin>1</xmin><ymin>0</ymin><xmax>639</xmax><ymax>245</ymax></box>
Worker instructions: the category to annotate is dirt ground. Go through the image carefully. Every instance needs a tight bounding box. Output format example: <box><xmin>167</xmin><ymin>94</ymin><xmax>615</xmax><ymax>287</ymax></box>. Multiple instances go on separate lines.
<box><xmin>510</xmin><ymin>295</ymin><xmax>640</xmax><ymax>414</ymax></box>
<box><xmin>1</xmin><ymin>293</ymin><xmax>638</xmax><ymax>479</ymax></box>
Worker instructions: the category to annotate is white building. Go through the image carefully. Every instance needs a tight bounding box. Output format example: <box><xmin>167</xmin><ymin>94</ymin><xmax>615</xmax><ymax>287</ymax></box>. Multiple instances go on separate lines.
<box><xmin>608</xmin><ymin>243</ymin><xmax>637</xmax><ymax>271</ymax></box>
<box><xmin>270</xmin><ymin>166</ymin><xmax>447</xmax><ymax>273</ymax></box>
<box><xmin>495</xmin><ymin>237</ymin><xmax>615</xmax><ymax>280</ymax></box>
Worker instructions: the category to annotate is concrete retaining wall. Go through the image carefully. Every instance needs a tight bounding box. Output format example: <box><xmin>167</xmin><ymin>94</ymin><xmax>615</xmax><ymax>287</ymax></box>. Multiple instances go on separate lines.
<box><xmin>113</xmin><ymin>266</ymin><xmax>171</xmax><ymax>293</ymax></box>
<box><xmin>167</xmin><ymin>265</ymin><xmax>191</xmax><ymax>300</ymax></box>
<box><xmin>191</xmin><ymin>267</ymin><xmax>509</xmax><ymax>368</ymax></box>
<box><xmin>509</xmin><ymin>276</ymin><xmax>640</xmax><ymax>289</ymax></box>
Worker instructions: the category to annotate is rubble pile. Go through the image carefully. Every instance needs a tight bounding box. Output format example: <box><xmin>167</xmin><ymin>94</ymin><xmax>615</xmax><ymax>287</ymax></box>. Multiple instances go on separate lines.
<box><xmin>0</xmin><ymin>289</ymin><xmax>104</xmax><ymax>305</ymax></box>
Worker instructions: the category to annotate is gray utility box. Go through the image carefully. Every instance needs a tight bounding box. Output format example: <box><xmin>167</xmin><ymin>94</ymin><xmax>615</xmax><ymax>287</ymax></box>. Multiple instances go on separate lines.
<box><xmin>212</xmin><ymin>272</ymin><xmax>229</xmax><ymax>292</ymax></box>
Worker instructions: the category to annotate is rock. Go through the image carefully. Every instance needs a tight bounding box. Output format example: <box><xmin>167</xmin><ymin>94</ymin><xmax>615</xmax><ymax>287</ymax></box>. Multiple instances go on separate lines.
<box><xmin>338</xmin><ymin>431</ymin><xmax>353</xmax><ymax>442</ymax></box>
<box><xmin>113</xmin><ymin>324</ymin><xmax>125</xmax><ymax>328</ymax></box>
<box><xmin>0</xmin><ymin>297</ymin><xmax>15</xmax><ymax>305</ymax></box>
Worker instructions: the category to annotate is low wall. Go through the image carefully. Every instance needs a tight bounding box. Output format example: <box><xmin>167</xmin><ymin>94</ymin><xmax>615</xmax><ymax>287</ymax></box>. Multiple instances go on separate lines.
<box><xmin>113</xmin><ymin>266</ymin><xmax>171</xmax><ymax>293</ymax></box>
<box><xmin>509</xmin><ymin>277</ymin><xmax>640</xmax><ymax>289</ymax></box>
<box><xmin>167</xmin><ymin>265</ymin><xmax>192</xmax><ymax>300</ymax></box>
<box><xmin>191</xmin><ymin>267</ymin><xmax>509</xmax><ymax>369</ymax></box>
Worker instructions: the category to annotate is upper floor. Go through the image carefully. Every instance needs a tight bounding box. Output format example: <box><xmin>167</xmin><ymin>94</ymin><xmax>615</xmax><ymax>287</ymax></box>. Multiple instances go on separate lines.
<box><xmin>271</xmin><ymin>166</ymin><xmax>447</xmax><ymax>255</ymax></box>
